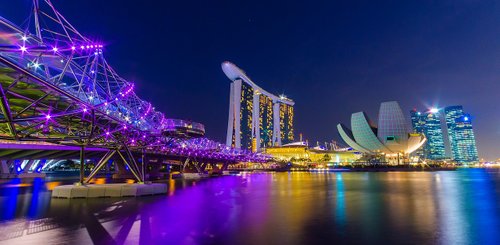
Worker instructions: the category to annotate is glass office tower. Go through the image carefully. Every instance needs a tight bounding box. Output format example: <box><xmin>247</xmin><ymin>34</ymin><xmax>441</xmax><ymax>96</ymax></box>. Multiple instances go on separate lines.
<box><xmin>444</xmin><ymin>106</ymin><xmax>479</xmax><ymax>164</ymax></box>
<box><xmin>423</xmin><ymin>111</ymin><xmax>446</xmax><ymax>160</ymax></box>
<box><xmin>410</xmin><ymin>109</ymin><xmax>446</xmax><ymax>160</ymax></box>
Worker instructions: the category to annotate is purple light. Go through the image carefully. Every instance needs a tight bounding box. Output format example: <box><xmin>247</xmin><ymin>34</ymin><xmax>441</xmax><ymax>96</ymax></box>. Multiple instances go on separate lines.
<box><xmin>105</xmin><ymin>131</ymin><xmax>110</xmax><ymax>136</ymax></box>
<box><xmin>20</xmin><ymin>46</ymin><xmax>27</xmax><ymax>52</ymax></box>
<box><xmin>21</xmin><ymin>36</ymin><xmax>27</xmax><ymax>41</ymax></box>
<box><xmin>45</xmin><ymin>114</ymin><xmax>51</xmax><ymax>120</ymax></box>
<box><xmin>71</xmin><ymin>46</ymin><xmax>76</xmax><ymax>50</ymax></box>
<box><xmin>80</xmin><ymin>45</ymin><xmax>84</xmax><ymax>49</ymax></box>
<box><xmin>83</xmin><ymin>108</ymin><xmax>87</xmax><ymax>112</ymax></box>
<box><xmin>52</xmin><ymin>47</ymin><xmax>58</xmax><ymax>52</ymax></box>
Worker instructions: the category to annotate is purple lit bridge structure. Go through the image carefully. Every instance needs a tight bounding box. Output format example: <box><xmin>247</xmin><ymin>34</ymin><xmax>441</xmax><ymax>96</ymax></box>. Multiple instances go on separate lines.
<box><xmin>0</xmin><ymin>1</ymin><xmax>270</xmax><ymax>182</ymax></box>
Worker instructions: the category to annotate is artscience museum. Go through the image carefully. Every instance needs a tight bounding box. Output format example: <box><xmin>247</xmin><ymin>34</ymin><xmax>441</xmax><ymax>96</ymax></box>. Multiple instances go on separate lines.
<box><xmin>337</xmin><ymin>101</ymin><xmax>426</xmax><ymax>162</ymax></box>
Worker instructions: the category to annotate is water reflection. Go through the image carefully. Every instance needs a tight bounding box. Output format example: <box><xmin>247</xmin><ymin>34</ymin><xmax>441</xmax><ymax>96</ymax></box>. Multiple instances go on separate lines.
<box><xmin>0</xmin><ymin>169</ymin><xmax>499</xmax><ymax>244</ymax></box>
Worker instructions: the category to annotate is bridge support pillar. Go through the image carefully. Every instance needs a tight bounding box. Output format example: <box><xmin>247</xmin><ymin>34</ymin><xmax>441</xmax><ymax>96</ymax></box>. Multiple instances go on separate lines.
<box><xmin>181</xmin><ymin>158</ymin><xmax>209</xmax><ymax>179</ymax></box>
<box><xmin>0</xmin><ymin>160</ymin><xmax>14</xmax><ymax>178</ymax></box>
<box><xmin>112</xmin><ymin>158</ymin><xmax>137</xmax><ymax>180</ymax></box>
<box><xmin>79</xmin><ymin>145</ymin><xmax>85</xmax><ymax>184</ymax></box>
<box><xmin>207</xmin><ymin>163</ymin><xmax>223</xmax><ymax>176</ymax></box>
<box><xmin>86</xmin><ymin>150</ymin><xmax>116</xmax><ymax>184</ymax></box>
<box><xmin>200</xmin><ymin>163</ymin><xmax>207</xmax><ymax>172</ymax></box>
<box><xmin>0</xmin><ymin>160</ymin><xmax>9</xmax><ymax>174</ymax></box>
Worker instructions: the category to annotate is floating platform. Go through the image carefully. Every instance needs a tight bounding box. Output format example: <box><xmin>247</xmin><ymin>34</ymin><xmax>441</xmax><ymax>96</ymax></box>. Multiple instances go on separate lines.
<box><xmin>182</xmin><ymin>173</ymin><xmax>209</xmax><ymax>179</ymax></box>
<box><xmin>52</xmin><ymin>183</ymin><xmax>167</xmax><ymax>198</ymax></box>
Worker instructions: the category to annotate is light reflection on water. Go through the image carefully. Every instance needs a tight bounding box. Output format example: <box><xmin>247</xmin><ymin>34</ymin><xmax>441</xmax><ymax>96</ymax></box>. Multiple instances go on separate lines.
<box><xmin>0</xmin><ymin>169</ymin><xmax>499</xmax><ymax>244</ymax></box>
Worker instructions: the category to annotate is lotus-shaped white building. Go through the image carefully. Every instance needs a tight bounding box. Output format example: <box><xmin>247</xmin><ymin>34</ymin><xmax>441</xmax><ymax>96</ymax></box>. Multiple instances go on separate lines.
<box><xmin>337</xmin><ymin>101</ymin><xmax>426</xmax><ymax>156</ymax></box>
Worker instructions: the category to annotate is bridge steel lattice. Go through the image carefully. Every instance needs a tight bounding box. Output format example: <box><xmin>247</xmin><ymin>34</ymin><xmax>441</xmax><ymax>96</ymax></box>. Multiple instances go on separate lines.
<box><xmin>0</xmin><ymin>0</ymin><xmax>270</xmax><ymax>182</ymax></box>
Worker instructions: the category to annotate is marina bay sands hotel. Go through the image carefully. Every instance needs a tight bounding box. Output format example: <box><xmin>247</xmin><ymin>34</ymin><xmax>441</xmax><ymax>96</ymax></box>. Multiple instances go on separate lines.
<box><xmin>222</xmin><ymin>62</ymin><xmax>294</xmax><ymax>152</ymax></box>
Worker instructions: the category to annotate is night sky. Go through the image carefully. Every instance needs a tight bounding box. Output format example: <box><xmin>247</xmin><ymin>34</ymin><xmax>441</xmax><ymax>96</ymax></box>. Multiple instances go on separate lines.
<box><xmin>2</xmin><ymin>1</ymin><xmax>499</xmax><ymax>160</ymax></box>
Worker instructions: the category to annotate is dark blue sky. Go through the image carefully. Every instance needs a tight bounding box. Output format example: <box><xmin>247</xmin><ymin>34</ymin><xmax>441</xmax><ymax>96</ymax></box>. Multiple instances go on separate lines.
<box><xmin>2</xmin><ymin>0</ymin><xmax>499</xmax><ymax>160</ymax></box>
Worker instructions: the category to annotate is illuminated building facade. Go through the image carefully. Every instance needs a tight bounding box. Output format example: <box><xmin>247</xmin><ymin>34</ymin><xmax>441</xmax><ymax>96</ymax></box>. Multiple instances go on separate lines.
<box><xmin>410</xmin><ymin>109</ymin><xmax>426</xmax><ymax>159</ymax></box>
<box><xmin>444</xmin><ymin>106</ymin><xmax>479</xmax><ymax>164</ymax></box>
<box><xmin>263</xmin><ymin>144</ymin><xmax>361</xmax><ymax>164</ymax></box>
<box><xmin>422</xmin><ymin>111</ymin><xmax>447</xmax><ymax>160</ymax></box>
<box><xmin>337</xmin><ymin>101</ymin><xmax>426</xmax><ymax>163</ymax></box>
<box><xmin>223</xmin><ymin>61</ymin><xmax>294</xmax><ymax>151</ymax></box>
<box><xmin>280</xmin><ymin>103</ymin><xmax>294</xmax><ymax>145</ymax></box>
<box><xmin>410</xmin><ymin>108</ymin><xmax>452</xmax><ymax>161</ymax></box>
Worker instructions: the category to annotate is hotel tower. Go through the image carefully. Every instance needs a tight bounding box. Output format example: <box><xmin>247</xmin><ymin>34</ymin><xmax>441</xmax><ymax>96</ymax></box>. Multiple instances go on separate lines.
<box><xmin>222</xmin><ymin>61</ymin><xmax>294</xmax><ymax>151</ymax></box>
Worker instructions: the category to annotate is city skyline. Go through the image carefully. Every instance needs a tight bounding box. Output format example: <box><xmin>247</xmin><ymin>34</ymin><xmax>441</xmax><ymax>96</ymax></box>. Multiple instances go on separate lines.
<box><xmin>2</xmin><ymin>1</ymin><xmax>498</xmax><ymax>160</ymax></box>
<box><xmin>1</xmin><ymin>2</ymin><xmax>500</xmax><ymax>245</ymax></box>
<box><xmin>410</xmin><ymin>106</ymin><xmax>479</xmax><ymax>164</ymax></box>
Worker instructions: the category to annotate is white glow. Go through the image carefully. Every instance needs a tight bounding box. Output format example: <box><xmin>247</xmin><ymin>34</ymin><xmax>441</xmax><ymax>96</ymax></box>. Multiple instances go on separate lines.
<box><xmin>21</xmin><ymin>36</ymin><xmax>28</xmax><ymax>41</ymax></box>
<box><xmin>430</xmin><ymin>108</ymin><xmax>439</xmax><ymax>113</ymax></box>
<box><xmin>20</xmin><ymin>46</ymin><xmax>27</xmax><ymax>52</ymax></box>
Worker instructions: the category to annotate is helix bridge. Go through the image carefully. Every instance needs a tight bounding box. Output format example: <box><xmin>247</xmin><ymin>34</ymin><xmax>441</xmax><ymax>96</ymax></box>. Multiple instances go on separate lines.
<box><xmin>0</xmin><ymin>0</ymin><xmax>270</xmax><ymax>183</ymax></box>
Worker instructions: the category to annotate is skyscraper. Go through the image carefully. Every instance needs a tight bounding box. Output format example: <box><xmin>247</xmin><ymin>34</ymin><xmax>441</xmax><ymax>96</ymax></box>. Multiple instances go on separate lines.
<box><xmin>409</xmin><ymin>108</ymin><xmax>446</xmax><ymax>160</ymax></box>
<box><xmin>223</xmin><ymin>61</ymin><xmax>294</xmax><ymax>151</ymax></box>
<box><xmin>444</xmin><ymin>106</ymin><xmax>479</xmax><ymax>164</ymax></box>
<box><xmin>423</xmin><ymin>110</ymin><xmax>447</xmax><ymax>160</ymax></box>
<box><xmin>410</xmin><ymin>109</ymin><xmax>426</xmax><ymax>159</ymax></box>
